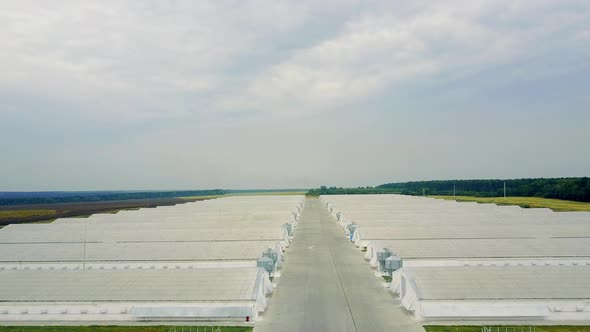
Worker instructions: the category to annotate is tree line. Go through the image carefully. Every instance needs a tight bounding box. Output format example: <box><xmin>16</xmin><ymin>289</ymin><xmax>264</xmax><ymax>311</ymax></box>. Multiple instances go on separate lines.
<box><xmin>308</xmin><ymin>177</ymin><xmax>590</xmax><ymax>203</ymax></box>
<box><xmin>307</xmin><ymin>186</ymin><xmax>401</xmax><ymax>196</ymax></box>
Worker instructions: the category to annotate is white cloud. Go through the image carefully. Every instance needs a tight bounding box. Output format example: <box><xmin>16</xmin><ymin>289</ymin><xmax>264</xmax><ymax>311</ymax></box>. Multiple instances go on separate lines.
<box><xmin>2</xmin><ymin>0</ymin><xmax>588</xmax><ymax>120</ymax></box>
<box><xmin>218</xmin><ymin>0</ymin><xmax>590</xmax><ymax>115</ymax></box>
<box><xmin>0</xmin><ymin>1</ymin><xmax>311</xmax><ymax>119</ymax></box>
<box><xmin>1</xmin><ymin>0</ymin><xmax>590</xmax><ymax>190</ymax></box>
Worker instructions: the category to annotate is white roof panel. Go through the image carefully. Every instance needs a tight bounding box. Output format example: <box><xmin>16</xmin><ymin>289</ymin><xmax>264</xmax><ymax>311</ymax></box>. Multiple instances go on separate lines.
<box><xmin>407</xmin><ymin>266</ymin><xmax>590</xmax><ymax>300</ymax></box>
<box><xmin>0</xmin><ymin>241</ymin><xmax>281</xmax><ymax>262</ymax></box>
<box><xmin>0</xmin><ymin>268</ymin><xmax>266</xmax><ymax>302</ymax></box>
<box><xmin>369</xmin><ymin>238</ymin><xmax>590</xmax><ymax>259</ymax></box>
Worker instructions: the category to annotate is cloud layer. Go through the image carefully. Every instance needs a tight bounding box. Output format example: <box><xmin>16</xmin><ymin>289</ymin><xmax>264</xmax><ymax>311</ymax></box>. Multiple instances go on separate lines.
<box><xmin>1</xmin><ymin>0</ymin><xmax>589</xmax><ymax>190</ymax></box>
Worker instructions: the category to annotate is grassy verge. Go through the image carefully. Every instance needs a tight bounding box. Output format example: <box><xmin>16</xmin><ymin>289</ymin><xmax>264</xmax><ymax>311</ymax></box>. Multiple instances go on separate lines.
<box><xmin>430</xmin><ymin>196</ymin><xmax>590</xmax><ymax>212</ymax></box>
<box><xmin>0</xmin><ymin>210</ymin><xmax>58</xmax><ymax>219</ymax></box>
<box><xmin>0</xmin><ymin>198</ymin><xmax>202</xmax><ymax>227</ymax></box>
<box><xmin>424</xmin><ymin>326</ymin><xmax>590</xmax><ymax>332</ymax></box>
<box><xmin>0</xmin><ymin>326</ymin><xmax>251</xmax><ymax>332</ymax></box>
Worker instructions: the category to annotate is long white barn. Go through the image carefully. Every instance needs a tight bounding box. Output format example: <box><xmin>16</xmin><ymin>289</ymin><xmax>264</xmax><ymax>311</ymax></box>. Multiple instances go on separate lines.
<box><xmin>0</xmin><ymin>195</ymin><xmax>304</xmax><ymax>323</ymax></box>
<box><xmin>321</xmin><ymin>194</ymin><xmax>590</xmax><ymax>323</ymax></box>
<box><xmin>391</xmin><ymin>266</ymin><xmax>590</xmax><ymax>321</ymax></box>
<box><xmin>0</xmin><ymin>268</ymin><xmax>272</xmax><ymax>322</ymax></box>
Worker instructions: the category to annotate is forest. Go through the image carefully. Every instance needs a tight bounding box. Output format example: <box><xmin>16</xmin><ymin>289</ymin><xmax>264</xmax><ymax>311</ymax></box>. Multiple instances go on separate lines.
<box><xmin>308</xmin><ymin>177</ymin><xmax>590</xmax><ymax>203</ymax></box>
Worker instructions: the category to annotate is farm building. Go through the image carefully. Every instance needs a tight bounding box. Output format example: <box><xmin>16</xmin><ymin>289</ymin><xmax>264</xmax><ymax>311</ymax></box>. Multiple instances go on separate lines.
<box><xmin>0</xmin><ymin>268</ymin><xmax>272</xmax><ymax>321</ymax></box>
<box><xmin>321</xmin><ymin>194</ymin><xmax>590</xmax><ymax>322</ymax></box>
<box><xmin>391</xmin><ymin>266</ymin><xmax>590</xmax><ymax>321</ymax></box>
<box><xmin>0</xmin><ymin>241</ymin><xmax>286</xmax><ymax>270</ymax></box>
<box><xmin>0</xmin><ymin>195</ymin><xmax>304</xmax><ymax>323</ymax></box>
<box><xmin>364</xmin><ymin>238</ymin><xmax>590</xmax><ymax>268</ymax></box>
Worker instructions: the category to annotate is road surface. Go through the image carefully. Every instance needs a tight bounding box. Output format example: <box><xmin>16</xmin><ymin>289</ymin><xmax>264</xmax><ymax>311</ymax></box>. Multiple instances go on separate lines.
<box><xmin>254</xmin><ymin>197</ymin><xmax>424</xmax><ymax>332</ymax></box>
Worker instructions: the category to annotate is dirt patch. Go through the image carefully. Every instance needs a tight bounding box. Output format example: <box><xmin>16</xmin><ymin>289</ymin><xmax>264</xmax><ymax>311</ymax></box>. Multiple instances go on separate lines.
<box><xmin>0</xmin><ymin>197</ymin><xmax>213</xmax><ymax>226</ymax></box>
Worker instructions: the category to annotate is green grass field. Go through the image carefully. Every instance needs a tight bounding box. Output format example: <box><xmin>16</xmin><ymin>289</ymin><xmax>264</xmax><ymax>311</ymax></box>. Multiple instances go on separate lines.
<box><xmin>424</xmin><ymin>326</ymin><xmax>590</xmax><ymax>332</ymax></box>
<box><xmin>0</xmin><ymin>209</ymin><xmax>58</xmax><ymax>220</ymax></box>
<box><xmin>0</xmin><ymin>326</ymin><xmax>251</xmax><ymax>332</ymax></box>
<box><xmin>431</xmin><ymin>196</ymin><xmax>590</xmax><ymax>212</ymax></box>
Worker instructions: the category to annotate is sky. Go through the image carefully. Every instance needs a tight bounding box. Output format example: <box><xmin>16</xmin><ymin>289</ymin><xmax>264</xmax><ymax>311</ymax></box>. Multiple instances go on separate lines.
<box><xmin>1</xmin><ymin>0</ymin><xmax>589</xmax><ymax>190</ymax></box>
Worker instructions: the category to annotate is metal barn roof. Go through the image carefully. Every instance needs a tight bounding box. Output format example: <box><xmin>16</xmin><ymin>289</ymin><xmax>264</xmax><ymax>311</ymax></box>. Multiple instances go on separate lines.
<box><xmin>368</xmin><ymin>238</ymin><xmax>590</xmax><ymax>259</ymax></box>
<box><xmin>0</xmin><ymin>268</ymin><xmax>267</xmax><ymax>302</ymax></box>
<box><xmin>0</xmin><ymin>241</ymin><xmax>282</xmax><ymax>262</ymax></box>
<box><xmin>406</xmin><ymin>266</ymin><xmax>590</xmax><ymax>300</ymax></box>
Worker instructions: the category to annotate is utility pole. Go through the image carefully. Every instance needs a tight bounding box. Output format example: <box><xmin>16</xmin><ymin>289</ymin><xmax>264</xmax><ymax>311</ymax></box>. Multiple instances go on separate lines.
<box><xmin>423</xmin><ymin>188</ymin><xmax>425</xmax><ymax>196</ymax></box>
<box><xmin>504</xmin><ymin>182</ymin><xmax>507</xmax><ymax>198</ymax></box>
<box><xmin>453</xmin><ymin>184</ymin><xmax>456</xmax><ymax>198</ymax></box>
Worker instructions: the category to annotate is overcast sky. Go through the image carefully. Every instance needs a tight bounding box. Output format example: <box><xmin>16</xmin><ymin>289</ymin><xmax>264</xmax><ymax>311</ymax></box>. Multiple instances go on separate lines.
<box><xmin>1</xmin><ymin>1</ymin><xmax>589</xmax><ymax>190</ymax></box>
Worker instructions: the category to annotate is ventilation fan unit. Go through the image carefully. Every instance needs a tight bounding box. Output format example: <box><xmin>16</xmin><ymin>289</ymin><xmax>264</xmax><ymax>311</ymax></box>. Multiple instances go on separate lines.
<box><xmin>257</xmin><ymin>256</ymin><xmax>274</xmax><ymax>274</ymax></box>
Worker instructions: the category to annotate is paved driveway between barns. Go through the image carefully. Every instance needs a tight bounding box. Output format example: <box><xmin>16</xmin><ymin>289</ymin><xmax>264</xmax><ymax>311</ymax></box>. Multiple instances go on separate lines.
<box><xmin>254</xmin><ymin>197</ymin><xmax>424</xmax><ymax>332</ymax></box>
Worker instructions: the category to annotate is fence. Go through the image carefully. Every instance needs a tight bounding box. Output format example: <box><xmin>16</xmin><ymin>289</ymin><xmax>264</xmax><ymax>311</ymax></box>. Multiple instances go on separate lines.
<box><xmin>166</xmin><ymin>327</ymin><xmax>223</xmax><ymax>332</ymax></box>
<box><xmin>482</xmin><ymin>326</ymin><xmax>536</xmax><ymax>332</ymax></box>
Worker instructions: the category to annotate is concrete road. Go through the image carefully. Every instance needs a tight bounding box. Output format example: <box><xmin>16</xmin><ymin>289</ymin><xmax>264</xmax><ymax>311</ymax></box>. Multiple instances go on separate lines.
<box><xmin>254</xmin><ymin>198</ymin><xmax>424</xmax><ymax>332</ymax></box>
